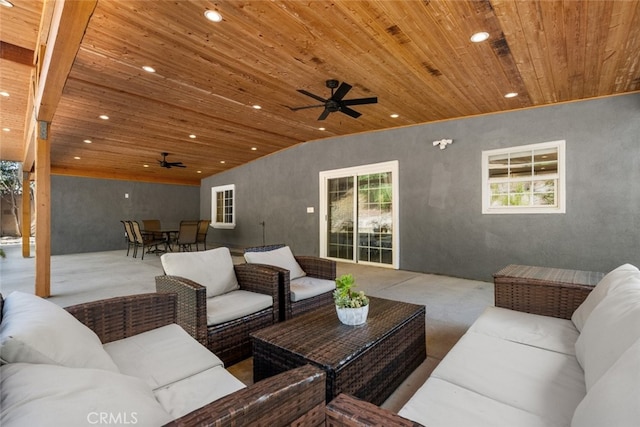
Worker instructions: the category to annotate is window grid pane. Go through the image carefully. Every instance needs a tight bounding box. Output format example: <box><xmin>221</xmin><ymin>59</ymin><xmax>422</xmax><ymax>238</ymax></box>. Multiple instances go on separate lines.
<box><xmin>488</xmin><ymin>146</ymin><xmax>559</xmax><ymax>209</ymax></box>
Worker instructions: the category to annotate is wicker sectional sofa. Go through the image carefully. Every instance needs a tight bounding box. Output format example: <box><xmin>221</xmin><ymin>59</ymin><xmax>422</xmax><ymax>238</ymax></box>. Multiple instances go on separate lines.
<box><xmin>326</xmin><ymin>263</ymin><xmax>640</xmax><ymax>427</ymax></box>
<box><xmin>0</xmin><ymin>292</ymin><xmax>326</xmax><ymax>426</ymax></box>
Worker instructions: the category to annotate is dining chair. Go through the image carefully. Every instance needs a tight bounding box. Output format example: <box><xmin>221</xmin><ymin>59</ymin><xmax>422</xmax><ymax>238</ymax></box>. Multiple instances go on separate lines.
<box><xmin>176</xmin><ymin>220</ymin><xmax>199</xmax><ymax>252</ymax></box>
<box><xmin>121</xmin><ymin>220</ymin><xmax>137</xmax><ymax>257</ymax></box>
<box><xmin>196</xmin><ymin>220</ymin><xmax>211</xmax><ymax>251</ymax></box>
<box><xmin>129</xmin><ymin>220</ymin><xmax>165</xmax><ymax>259</ymax></box>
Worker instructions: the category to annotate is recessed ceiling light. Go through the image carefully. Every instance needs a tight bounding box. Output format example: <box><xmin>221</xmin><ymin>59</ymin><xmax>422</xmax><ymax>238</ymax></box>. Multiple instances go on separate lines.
<box><xmin>0</xmin><ymin>0</ymin><xmax>14</xmax><ymax>8</ymax></box>
<box><xmin>2</xmin><ymin>128</ymin><xmax>10</xmax><ymax>132</ymax></box>
<box><xmin>204</xmin><ymin>10</ymin><xmax>222</xmax><ymax>22</ymax></box>
<box><xmin>220</xmin><ymin>160</ymin><xmax>226</xmax><ymax>164</ymax></box>
<box><xmin>390</xmin><ymin>114</ymin><xmax>399</xmax><ymax>118</ymax></box>
<box><xmin>143</xmin><ymin>164</ymin><xmax>149</xmax><ymax>168</ymax></box>
<box><xmin>504</xmin><ymin>92</ymin><xmax>519</xmax><ymax>98</ymax></box>
<box><xmin>251</xmin><ymin>147</ymin><xmax>257</xmax><ymax>151</ymax></box>
<box><xmin>470</xmin><ymin>32</ymin><xmax>490</xmax><ymax>43</ymax></box>
<box><xmin>83</xmin><ymin>139</ymin><xmax>92</xmax><ymax>144</ymax></box>
<box><xmin>197</xmin><ymin>170</ymin><xmax>202</xmax><ymax>174</ymax></box>
<box><xmin>189</xmin><ymin>134</ymin><xmax>196</xmax><ymax>139</ymax></box>
<box><xmin>0</xmin><ymin>91</ymin><xmax>9</xmax><ymax>97</ymax></box>
<box><xmin>142</xmin><ymin>65</ymin><xmax>156</xmax><ymax>73</ymax></box>
<box><xmin>99</xmin><ymin>115</ymin><xmax>109</xmax><ymax>120</ymax></box>
<box><xmin>252</xmin><ymin>105</ymin><xmax>262</xmax><ymax>110</ymax></box>
<box><xmin>318</xmin><ymin>127</ymin><xmax>326</xmax><ymax>131</ymax></box>
<box><xmin>74</xmin><ymin>156</ymin><xmax>81</xmax><ymax>160</ymax></box>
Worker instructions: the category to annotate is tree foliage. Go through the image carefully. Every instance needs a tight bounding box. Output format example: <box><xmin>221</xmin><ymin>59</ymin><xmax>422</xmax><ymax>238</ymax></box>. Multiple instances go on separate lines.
<box><xmin>0</xmin><ymin>161</ymin><xmax>24</xmax><ymax>236</ymax></box>
<box><xmin>1</xmin><ymin>161</ymin><xmax>22</xmax><ymax>196</ymax></box>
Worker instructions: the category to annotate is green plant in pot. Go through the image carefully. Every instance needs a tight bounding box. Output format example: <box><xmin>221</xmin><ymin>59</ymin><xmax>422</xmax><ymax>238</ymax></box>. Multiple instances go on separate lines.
<box><xmin>334</xmin><ymin>274</ymin><xmax>369</xmax><ymax>325</ymax></box>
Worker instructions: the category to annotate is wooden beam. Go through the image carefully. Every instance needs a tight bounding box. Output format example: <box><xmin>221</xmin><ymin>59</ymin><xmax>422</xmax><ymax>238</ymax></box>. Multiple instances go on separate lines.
<box><xmin>21</xmin><ymin>171</ymin><xmax>31</xmax><ymax>258</ymax></box>
<box><xmin>35</xmin><ymin>121</ymin><xmax>51</xmax><ymax>297</ymax></box>
<box><xmin>35</xmin><ymin>0</ymin><xmax>97</xmax><ymax>121</ymax></box>
<box><xmin>0</xmin><ymin>41</ymin><xmax>35</xmax><ymax>67</ymax></box>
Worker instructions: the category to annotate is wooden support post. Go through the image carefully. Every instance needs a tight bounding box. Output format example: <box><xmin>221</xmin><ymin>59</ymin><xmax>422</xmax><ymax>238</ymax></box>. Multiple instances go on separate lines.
<box><xmin>35</xmin><ymin>121</ymin><xmax>51</xmax><ymax>297</ymax></box>
<box><xmin>21</xmin><ymin>171</ymin><xmax>31</xmax><ymax>258</ymax></box>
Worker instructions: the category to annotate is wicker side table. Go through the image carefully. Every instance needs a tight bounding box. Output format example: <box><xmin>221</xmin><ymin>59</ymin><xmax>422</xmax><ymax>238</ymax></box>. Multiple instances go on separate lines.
<box><xmin>493</xmin><ymin>264</ymin><xmax>605</xmax><ymax>319</ymax></box>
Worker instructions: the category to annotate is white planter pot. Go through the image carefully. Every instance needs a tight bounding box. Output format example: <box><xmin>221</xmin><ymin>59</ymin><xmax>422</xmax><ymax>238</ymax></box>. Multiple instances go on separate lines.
<box><xmin>336</xmin><ymin>304</ymin><xmax>369</xmax><ymax>326</ymax></box>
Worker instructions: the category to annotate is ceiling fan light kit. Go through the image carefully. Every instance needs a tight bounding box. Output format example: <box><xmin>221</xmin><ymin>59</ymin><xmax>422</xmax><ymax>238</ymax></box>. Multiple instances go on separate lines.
<box><xmin>291</xmin><ymin>79</ymin><xmax>378</xmax><ymax>121</ymax></box>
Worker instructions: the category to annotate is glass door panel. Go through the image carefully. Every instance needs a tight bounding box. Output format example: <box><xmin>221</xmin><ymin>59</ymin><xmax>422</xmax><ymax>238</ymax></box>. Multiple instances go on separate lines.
<box><xmin>357</xmin><ymin>172</ymin><xmax>393</xmax><ymax>265</ymax></box>
<box><xmin>327</xmin><ymin>176</ymin><xmax>354</xmax><ymax>261</ymax></box>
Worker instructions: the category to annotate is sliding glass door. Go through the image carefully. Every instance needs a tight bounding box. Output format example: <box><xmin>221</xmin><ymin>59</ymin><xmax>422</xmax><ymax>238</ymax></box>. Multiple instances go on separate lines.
<box><xmin>320</xmin><ymin>161</ymin><xmax>398</xmax><ymax>268</ymax></box>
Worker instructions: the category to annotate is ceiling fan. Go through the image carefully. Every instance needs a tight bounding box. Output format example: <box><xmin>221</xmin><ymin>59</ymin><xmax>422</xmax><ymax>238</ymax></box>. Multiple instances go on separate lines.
<box><xmin>290</xmin><ymin>79</ymin><xmax>378</xmax><ymax>120</ymax></box>
<box><xmin>158</xmin><ymin>152</ymin><xmax>186</xmax><ymax>169</ymax></box>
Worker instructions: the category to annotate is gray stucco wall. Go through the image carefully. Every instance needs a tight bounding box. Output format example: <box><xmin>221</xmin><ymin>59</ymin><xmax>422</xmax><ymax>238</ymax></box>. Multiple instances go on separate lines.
<box><xmin>201</xmin><ymin>93</ymin><xmax>640</xmax><ymax>281</ymax></box>
<box><xmin>52</xmin><ymin>176</ymin><xmax>200</xmax><ymax>255</ymax></box>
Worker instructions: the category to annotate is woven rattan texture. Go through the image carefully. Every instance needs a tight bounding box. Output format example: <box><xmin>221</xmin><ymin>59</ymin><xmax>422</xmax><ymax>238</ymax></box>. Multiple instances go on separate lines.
<box><xmin>326</xmin><ymin>393</ymin><xmax>424</xmax><ymax>427</ymax></box>
<box><xmin>244</xmin><ymin>244</ymin><xmax>337</xmax><ymax>320</ymax></box>
<box><xmin>252</xmin><ymin>296</ymin><xmax>426</xmax><ymax>404</ymax></box>
<box><xmin>164</xmin><ymin>364</ymin><xmax>326</xmax><ymax>427</ymax></box>
<box><xmin>64</xmin><ymin>293</ymin><xmax>177</xmax><ymax>344</ymax></box>
<box><xmin>155</xmin><ymin>263</ymin><xmax>280</xmax><ymax>366</ymax></box>
<box><xmin>494</xmin><ymin>264</ymin><xmax>604</xmax><ymax>319</ymax></box>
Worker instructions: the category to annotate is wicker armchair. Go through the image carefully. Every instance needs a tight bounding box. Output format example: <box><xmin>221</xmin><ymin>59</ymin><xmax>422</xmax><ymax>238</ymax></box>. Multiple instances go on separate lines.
<box><xmin>244</xmin><ymin>244</ymin><xmax>337</xmax><ymax>321</ymax></box>
<box><xmin>60</xmin><ymin>293</ymin><xmax>327</xmax><ymax>427</ymax></box>
<box><xmin>156</xmin><ymin>255</ymin><xmax>280</xmax><ymax>366</ymax></box>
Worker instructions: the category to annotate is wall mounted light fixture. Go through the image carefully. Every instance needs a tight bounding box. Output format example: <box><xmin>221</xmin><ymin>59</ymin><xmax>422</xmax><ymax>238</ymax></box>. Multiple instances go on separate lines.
<box><xmin>433</xmin><ymin>138</ymin><xmax>453</xmax><ymax>150</ymax></box>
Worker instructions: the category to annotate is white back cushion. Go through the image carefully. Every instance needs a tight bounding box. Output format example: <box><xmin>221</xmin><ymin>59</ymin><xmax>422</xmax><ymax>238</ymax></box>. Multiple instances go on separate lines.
<box><xmin>0</xmin><ymin>291</ymin><xmax>118</xmax><ymax>372</ymax></box>
<box><xmin>571</xmin><ymin>337</ymin><xmax>640</xmax><ymax>427</ymax></box>
<box><xmin>161</xmin><ymin>247</ymin><xmax>239</xmax><ymax>298</ymax></box>
<box><xmin>574</xmin><ymin>278</ymin><xmax>640</xmax><ymax>390</ymax></box>
<box><xmin>244</xmin><ymin>246</ymin><xmax>306</xmax><ymax>279</ymax></box>
<box><xmin>572</xmin><ymin>263</ymin><xmax>639</xmax><ymax>331</ymax></box>
<box><xmin>0</xmin><ymin>363</ymin><xmax>172</xmax><ymax>426</ymax></box>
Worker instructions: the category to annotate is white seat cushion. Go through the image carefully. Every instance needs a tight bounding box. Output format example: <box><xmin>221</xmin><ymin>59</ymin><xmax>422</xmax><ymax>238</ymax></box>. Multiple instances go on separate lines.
<box><xmin>399</xmin><ymin>377</ymin><xmax>563</xmax><ymax>427</ymax></box>
<box><xmin>0</xmin><ymin>291</ymin><xmax>118</xmax><ymax>372</ymax></box>
<box><xmin>0</xmin><ymin>363</ymin><xmax>172</xmax><ymax>427</ymax></box>
<box><xmin>161</xmin><ymin>247</ymin><xmax>239</xmax><ymax>298</ymax></box>
<box><xmin>154</xmin><ymin>365</ymin><xmax>246</xmax><ymax>419</ymax></box>
<box><xmin>571</xmin><ymin>337</ymin><xmax>640</xmax><ymax>427</ymax></box>
<box><xmin>244</xmin><ymin>246</ymin><xmax>307</xmax><ymax>279</ymax></box>
<box><xmin>290</xmin><ymin>276</ymin><xmax>336</xmax><ymax>302</ymax></box>
<box><xmin>206</xmin><ymin>290</ymin><xmax>273</xmax><ymax>325</ymax></box>
<box><xmin>571</xmin><ymin>263</ymin><xmax>639</xmax><ymax>332</ymax></box>
<box><xmin>469</xmin><ymin>306</ymin><xmax>579</xmax><ymax>355</ymax></box>
<box><xmin>574</xmin><ymin>278</ymin><xmax>640</xmax><ymax>390</ymax></box>
<box><xmin>431</xmin><ymin>331</ymin><xmax>585</xmax><ymax>426</ymax></box>
<box><xmin>103</xmin><ymin>324</ymin><xmax>224</xmax><ymax>390</ymax></box>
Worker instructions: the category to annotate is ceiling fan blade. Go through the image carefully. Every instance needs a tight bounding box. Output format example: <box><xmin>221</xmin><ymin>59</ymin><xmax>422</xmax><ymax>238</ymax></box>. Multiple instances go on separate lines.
<box><xmin>174</xmin><ymin>164</ymin><xmax>187</xmax><ymax>168</ymax></box>
<box><xmin>332</xmin><ymin>82</ymin><xmax>352</xmax><ymax>101</ymax></box>
<box><xmin>317</xmin><ymin>109</ymin><xmax>331</xmax><ymax>121</ymax></box>
<box><xmin>340</xmin><ymin>107</ymin><xmax>362</xmax><ymax>119</ymax></box>
<box><xmin>297</xmin><ymin>89</ymin><xmax>327</xmax><ymax>103</ymax></box>
<box><xmin>289</xmin><ymin>104</ymin><xmax>325</xmax><ymax>111</ymax></box>
<box><xmin>342</xmin><ymin>97</ymin><xmax>378</xmax><ymax>106</ymax></box>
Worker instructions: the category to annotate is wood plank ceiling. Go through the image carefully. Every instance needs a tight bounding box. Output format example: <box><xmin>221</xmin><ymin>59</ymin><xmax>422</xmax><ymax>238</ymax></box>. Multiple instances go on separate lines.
<box><xmin>2</xmin><ymin>0</ymin><xmax>639</xmax><ymax>186</ymax></box>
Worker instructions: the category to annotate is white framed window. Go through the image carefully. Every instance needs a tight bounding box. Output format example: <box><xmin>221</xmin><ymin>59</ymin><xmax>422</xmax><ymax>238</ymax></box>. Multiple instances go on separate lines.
<box><xmin>482</xmin><ymin>140</ymin><xmax>565</xmax><ymax>214</ymax></box>
<box><xmin>211</xmin><ymin>184</ymin><xmax>235</xmax><ymax>229</ymax></box>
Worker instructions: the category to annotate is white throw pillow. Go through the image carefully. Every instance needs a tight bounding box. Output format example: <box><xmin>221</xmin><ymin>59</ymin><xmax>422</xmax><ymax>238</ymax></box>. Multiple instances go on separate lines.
<box><xmin>244</xmin><ymin>246</ymin><xmax>306</xmax><ymax>280</ymax></box>
<box><xmin>0</xmin><ymin>291</ymin><xmax>118</xmax><ymax>372</ymax></box>
<box><xmin>574</xmin><ymin>279</ymin><xmax>640</xmax><ymax>390</ymax></box>
<box><xmin>0</xmin><ymin>363</ymin><xmax>173</xmax><ymax>426</ymax></box>
<box><xmin>572</xmin><ymin>263</ymin><xmax>640</xmax><ymax>332</ymax></box>
<box><xmin>571</xmin><ymin>337</ymin><xmax>640</xmax><ymax>427</ymax></box>
<box><xmin>161</xmin><ymin>247</ymin><xmax>239</xmax><ymax>298</ymax></box>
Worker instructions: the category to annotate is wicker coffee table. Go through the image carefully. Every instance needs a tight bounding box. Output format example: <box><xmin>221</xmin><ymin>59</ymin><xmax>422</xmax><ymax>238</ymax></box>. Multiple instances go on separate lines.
<box><xmin>251</xmin><ymin>296</ymin><xmax>426</xmax><ymax>404</ymax></box>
